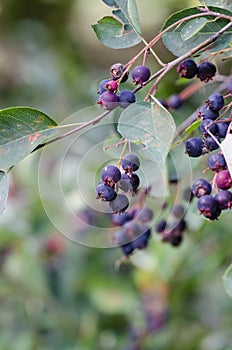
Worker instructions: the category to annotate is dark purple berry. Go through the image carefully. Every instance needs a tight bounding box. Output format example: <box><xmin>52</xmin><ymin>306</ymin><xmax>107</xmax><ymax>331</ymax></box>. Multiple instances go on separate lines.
<box><xmin>207</xmin><ymin>153</ymin><xmax>227</xmax><ymax>172</ymax></box>
<box><xmin>155</xmin><ymin>220</ymin><xmax>167</xmax><ymax>233</ymax></box>
<box><xmin>110</xmin><ymin>63</ymin><xmax>129</xmax><ymax>82</ymax></box>
<box><xmin>137</xmin><ymin>207</ymin><xmax>154</xmax><ymax>223</ymax></box>
<box><xmin>122</xmin><ymin>154</ymin><xmax>140</xmax><ymax>173</ymax></box>
<box><xmin>177</xmin><ymin>59</ymin><xmax>198</xmax><ymax>79</ymax></box>
<box><xmin>112</xmin><ymin>212</ymin><xmax>134</xmax><ymax>226</ymax></box>
<box><xmin>132</xmin><ymin>228</ymin><xmax>151</xmax><ymax>250</ymax></box>
<box><xmin>216</xmin><ymin>170</ymin><xmax>232</xmax><ymax>190</ymax></box>
<box><xmin>215</xmin><ymin>190</ymin><xmax>232</xmax><ymax>210</ymax></box>
<box><xmin>129</xmin><ymin>173</ymin><xmax>140</xmax><ymax>191</ymax></box>
<box><xmin>108</xmin><ymin>194</ymin><xmax>129</xmax><ymax>214</ymax></box>
<box><xmin>167</xmin><ymin>94</ymin><xmax>183</xmax><ymax>110</ymax></box>
<box><xmin>121</xmin><ymin>243</ymin><xmax>134</xmax><ymax>256</ymax></box>
<box><xmin>185</xmin><ymin>137</ymin><xmax>203</xmax><ymax>157</ymax></box>
<box><xmin>204</xmin><ymin>135</ymin><xmax>220</xmax><ymax>151</ymax></box>
<box><xmin>118</xmin><ymin>90</ymin><xmax>136</xmax><ymax>108</ymax></box>
<box><xmin>119</xmin><ymin>173</ymin><xmax>132</xmax><ymax>192</ymax></box>
<box><xmin>216</xmin><ymin>120</ymin><xmax>229</xmax><ymax>138</ymax></box>
<box><xmin>197</xmin><ymin>194</ymin><xmax>220</xmax><ymax>220</ymax></box>
<box><xmin>192</xmin><ymin>178</ymin><xmax>212</xmax><ymax>198</ymax></box>
<box><xmin>200</xmin><ymin>119</ymin><xmax>218</xmax><ymax>136</ymax></box>
<box><xmin>98</xmin><ymin>79</ymin><xmax>110</xmax><ymax>94</ymax></box>
<box><xmin>101</xmin><ymin>165</ymin><xmax>121</xmax><ymax>185</ymax></box>
<box><xmin>174</xmin><ymin>219</ymin><xmax>186</xmax><ymax>232</ymax></box>
<box><xmin>197</xmin><ymin>61</ymin><xmax>216</xmax><ymax>82</ymax></box>
<box><xmin>96</xmin><ymin>182</ymin><xmax>117</xmax><ymax>201</ymax></box>
<box><xmin>131</xmin><ymin>65</ymin><xmax>151</xmax><ymax>85</ymax></box>
<box><xmin>170</xmin><ymin>235</ymin><xmax>183</xmax><ymax>247</ymax></box>
<box><xmin>206</xmin><ymin>93</ymin><xmax>224</xmax><ymax>112</ymax></box>
<box><xmin>171</xmin><ymin>204</ymin><xmax>185</xmax><ymax>219</ymax></box>
<box><xmin>97</xmin><ymin>91</ymin><xmax>119</xmax><ymax>110</ymax></box>
<box><xmin>198</xmin><ymin>105</ymin><xmax>219</xmax><ymax>120</ymax></box>
<box><xmin>113</xmin><ymin>229</ymin><xmax>129</xmax><ymax>245</ymax></box>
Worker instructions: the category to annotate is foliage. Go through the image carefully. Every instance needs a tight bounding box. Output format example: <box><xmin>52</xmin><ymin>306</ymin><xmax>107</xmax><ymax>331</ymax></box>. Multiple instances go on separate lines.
<box><xmin>0</xmin><ymin>0</ymin><xmax>232</xmax><ymax>349</ymax></box>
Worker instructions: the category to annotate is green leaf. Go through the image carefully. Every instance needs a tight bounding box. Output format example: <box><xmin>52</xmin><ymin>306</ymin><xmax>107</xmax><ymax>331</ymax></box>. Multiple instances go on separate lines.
<box><xmin>0</xmin><ymin>107</ymin><xmax>57</xmax><ymax>169</ymax></box>
<box><xmin>162</xmin><ymin>7</ymin><xmax>232</xmax><ymax>57</ymax></box>
<box><xmin>92</xmin><ymin>16</ymin><xmax>141</xmax><ymax>49</ymax></box>
<box><xmin>183</xmin><ymin>119</ymin><xmax>201</xmax><ymax>139</ymax></box>
<box><xmin>180</xmin><ymin>17</ymin><xmax>209</xmax><ymax>41</ymax></box>
<box><xmin>199</xmin><ymin>0</ymin><xmax>232</xmax><ymax>13</ymax></box>
<box><xmin>223</xmin><ymin>262</ymin><xmax>232</xmax><ymax>298</ymax></box>
<box><xmin>117</xmin><ymin>99</ymin><xmax>176</xmax><ymax>164</ymax></box>
<box><xmin>0</xmin><ymin>171</ymin><xmax>8</xmax><ymax>215</ymax></box>
<box><xmin>92</xmin><ymin>0</ymin><xmax>142</xmax><ymax>49</ymax></box>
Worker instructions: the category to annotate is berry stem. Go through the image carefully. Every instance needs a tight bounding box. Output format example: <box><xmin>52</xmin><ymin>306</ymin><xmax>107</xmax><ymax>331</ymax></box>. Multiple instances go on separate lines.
<box><xmin>116</xmin><ymin>140</ymin><xmax>129</xmax><ymax>168</ymax></box>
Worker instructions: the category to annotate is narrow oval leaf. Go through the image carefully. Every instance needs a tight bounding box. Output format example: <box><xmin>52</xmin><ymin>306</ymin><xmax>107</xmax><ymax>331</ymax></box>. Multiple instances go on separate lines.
<box><xmin>162</xmin><ymin>7</ymin><xmax>232</xmax><ymax>57</ymax></box>
<box><xmin>0</xmin><ymin>171</ymin><xmax>8</xmax><ymax>215</ymax></box>
<box><xmin>223</xmin><ymin>263</ymin><xmax>232</xmax><ymax>298</ymax></box>
<box><xmin>92</xmin><ymin>16</ymin><xmax>141</xmax><ymax>49</ymax></box>
<box><xmin>0</xmin><ymin>107</ymin><xmax>57</xmax><ymax>169</ymax></box>
<box><xmin>117</xmin><ymin>99</ymin><xmax>176</xmax><ymax>164</ymax></box>
<box><xmin>180</xmin><ymin>17</ymin><xmax>209</xmax><ymax>41</ymax></box>
<box><xmin>199</xmin><ymin>0</ymin><xmax>232</xmax><ymax>13</ymax></box>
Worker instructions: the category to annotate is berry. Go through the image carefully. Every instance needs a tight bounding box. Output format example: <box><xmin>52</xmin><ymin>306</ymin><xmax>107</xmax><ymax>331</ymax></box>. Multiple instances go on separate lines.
<box><xmin>110</xmin><ymin>63</ymin><xmax>129</xmax><ymax>82</ymax></box>
<box><xmin>155</xmin><ymin>220</ymin><xmax>167</xmax><ymax>233</ymax></box>
<box><xmin>200</xmin><ymin>119</ymin><xmax>217</xmax><ymax>137</ymax></box>
<box><xmin>171</xmin><ymin>204</ymin><xmax>185</xmax><ymax>219</ymax></box>
<box><xmin>132</xmin><ymin>228</ymin><xmax>151</xmax><ymax>250</ymax></box>
<box><xmin>216</xmin><ymin>120</ymin><xmax>229</xmax><ymax>138</ymax></box>
<box><xmin>119</xmin><ymin>173</ymin><xmax>132</xmax><ymax>192</ymax></box>
<box><xmin>216</xmin><ymin>170</ymin><xmax>232</xmax><ymax>190</ymax></box>
<box><xmin>101</xmin><ymin>165</ymin><xmax>121</xmax><ymax>185</ymax></box>
<box><xmin>185</xmin><ymin>137</ymin><xmax>203</xmax><ymax>157</ymax></box>
<box><xmin>112</xmin><ymin>211</ymin><xmax>135</xmax><ymax>226</ymax></box>
<box><xmin>207</xmin><ymin>153</ymin><xmax>227</xmax><ymax>172</ymax></box>
<box><xmin>177</xmin><ymin>59</ymin><xmax>198</xmax><ymax>79</ymax></box>
<box><xmin>122</xmin><ymin>154</ymin><xmax>140</xmax><ymax>173</ymax></box>
<box><xmin>215</xmin><ymin>190</ymin><xmax>232</xmax><ymax>210</ymax></box>
<box><xmin>108</xmin><ymin>194</ymin><xmax>129</xmax><ymax>213</ymax></box>
<box><xmin>123</xmin><ymin>221</ymin><xmax>142</xmax><ymax>237</ymax></box>
<box><xmin>96</xmin><ymin>182</ymin><xmax>117</xmax><ymax>201</ymax></box>
<box><xmin>167</xmin><ymin>94</ymin><xmax>183</xmax><ymax>110</ymax></box>
<box><xmin>113</xmin><ymin>229</ymin><xmax>128</xmax><ymax>245</ymax></box>
<box><xmin>129</xmin><ymin>173</ymin><xmax>140</xmax><ymax>191</ymax></box>
<box><xmin>192</xmin><ymin>178</ymin><xmax>212</xmax><ymax>198</ymax></box>
<box><xmin>197</xmin><ymin>61</ymin><xmax>216</xmax><ymax>82</ymax></box>
<box><xmin>97</xmin><ymin>91</ymin><xmax>119</xmax><ymax>110</ymax></box>
<box><xmin>137</xmin><ymin>207</ymin><xmax>154</xmax><ymax>222</ymax></box>
<box><xmin>98</xmin><ymin>79</ymin><xmax>110</xmax><ymax>94</ymax></box>
<box><xmin>204</xmin><ymin>135</ymin><xmax>220</xmax><ymax>151</ymax></box>
<box><xmin>118</xmin><ymin>90</ymin><xmax>136</xmax><ymax>109</ymax></box>
<box><xmin>206</xmin><ymin>93</ymin><xmax>224</xmax><ymax>112</ymax></box>
<box><xmin>104</xmin><ymin>80</ymin><xmax>118</xmax><ymax>92</ymax></box>
<box><xmin>197</xmin><ymin>194</ymin><xmax>220</xmax><ymax>220</ymax></box>
<box><xmin>198</xmin><ymin>105</ymin><xmax>219</xmax><ymax>120</ymax></box>
<box><xmin>131</xmin><ymin>65</ymin><xmax>151</xmax><ymax>85</ymax></box>
<box><xmin>170</xmin><ymin>235</ymin><xmax>183</xmax><ymax>247</ymax></box>
<box><xmin>121</xmin><ymin>243</ymin><xmax>134</xmax><ymax>256</ymax></box>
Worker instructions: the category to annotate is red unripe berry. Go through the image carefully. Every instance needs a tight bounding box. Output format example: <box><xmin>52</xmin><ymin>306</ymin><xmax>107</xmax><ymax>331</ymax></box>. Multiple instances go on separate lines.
<box><xmin>216</xmin><ymin>170</ymin><xmax>232</xmax><ymax>190</ymax></box>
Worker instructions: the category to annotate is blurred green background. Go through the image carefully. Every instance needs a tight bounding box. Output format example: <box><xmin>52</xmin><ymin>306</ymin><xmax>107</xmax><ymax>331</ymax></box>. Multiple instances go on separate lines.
<box><xmin>1</xmin><ymin>0</ymin><xmax>232</xmax><ymax>349</ymax></box>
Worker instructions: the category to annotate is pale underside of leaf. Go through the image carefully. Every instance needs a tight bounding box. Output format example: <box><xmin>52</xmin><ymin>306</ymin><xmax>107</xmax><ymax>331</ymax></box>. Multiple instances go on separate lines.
<box><xmin>199</xmin><ymin>0</ymin><xmax>232</xmax><ymax>13</ymax></box>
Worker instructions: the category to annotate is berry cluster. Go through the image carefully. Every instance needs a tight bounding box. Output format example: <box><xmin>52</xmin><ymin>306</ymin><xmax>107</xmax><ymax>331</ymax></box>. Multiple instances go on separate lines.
<box><xmin>96</xmin><ymin>154</ymin><xmax>141</xmax><ymax>214</ymax></box>
<box><xmin>185</xmin><ymin>93</ymin><xmax>225</xmax><ymax>157</ymax></box>
<box><xmin>177</xmin><ymin>59</ymin><xmax>216</xmax><ymax>82</ymax></box>
<box><xmin>161</xmin><ymin>59</ymin><xmax>217</xmax><ymax>111</ymax></box>
<box><xmin>97</xmin><ymin>63</ymin><xmax>151</xmax><ymax>110</ymax></box>
<box><xmin>191</xmin><ymin>152</ymin><xmax>232</xmax><ymax>220</ymax></box>
<box><xmin>155</xmin><ymin>204</ymin><xmax>187</xmax><ymax>247</ymax></box>
<box><xmin>113</xmin><ymin>206</ymin><xmax>153</xmax><ymax>257</ymax></box>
